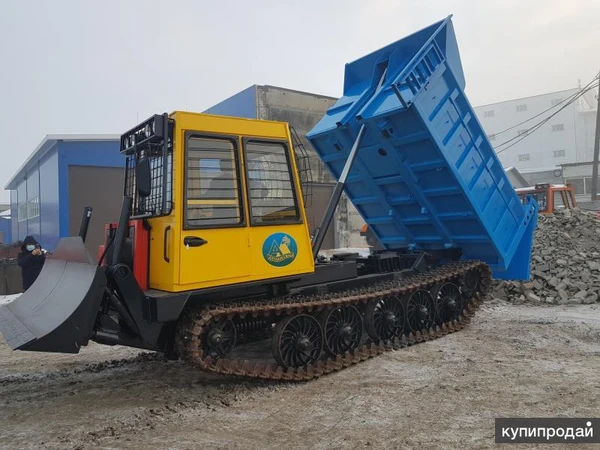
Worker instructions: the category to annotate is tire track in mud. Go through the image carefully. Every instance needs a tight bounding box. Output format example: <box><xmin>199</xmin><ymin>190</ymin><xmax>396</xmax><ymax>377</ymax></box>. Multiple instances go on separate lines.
<box><xmin>0</xmin><ymin>352</ymin><xmax>164</xmax><ymax>386</ymax></box>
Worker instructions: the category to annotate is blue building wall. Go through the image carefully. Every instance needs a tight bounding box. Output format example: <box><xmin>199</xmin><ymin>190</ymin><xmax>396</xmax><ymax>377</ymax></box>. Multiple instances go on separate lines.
<box><xmin>7</xmin><ymin>139</ymin><xmax>123</xmax><ymax>250</ymax></box>
<box><xmin>203</xmin><ymin>85</ymin><xmax>257</xmax><ymax>119</ymax></box>
<box><xmin>0</xmin><ymin>218</ymin><xmax>11</xmax><ymax>244</ymax></box>
<box><xmin>39</xmin><ymin>151</ymin><xmax>60</xmax><ymax>250</ymax></box>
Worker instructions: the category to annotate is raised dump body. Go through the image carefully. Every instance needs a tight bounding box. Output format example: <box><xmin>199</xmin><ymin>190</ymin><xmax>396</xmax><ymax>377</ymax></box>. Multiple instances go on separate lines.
<box><xmin>307</xmin><ymin>15</ymin><xmax>537</xmax><ymax>280</ymax></box>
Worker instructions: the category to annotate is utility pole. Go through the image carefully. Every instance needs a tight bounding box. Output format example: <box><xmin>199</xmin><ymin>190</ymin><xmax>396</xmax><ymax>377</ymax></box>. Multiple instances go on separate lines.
<box><xmin>591</xmin><ymin>76</ymin><xmax>600</xmax><ymax>201</ymax></box>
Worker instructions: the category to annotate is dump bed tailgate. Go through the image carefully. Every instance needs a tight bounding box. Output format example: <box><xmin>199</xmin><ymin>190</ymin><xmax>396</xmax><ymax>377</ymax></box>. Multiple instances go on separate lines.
<box><xmin>306</xmin><ymin>16</ymin><xmax>537</xmax><ymax>280</ymax></box>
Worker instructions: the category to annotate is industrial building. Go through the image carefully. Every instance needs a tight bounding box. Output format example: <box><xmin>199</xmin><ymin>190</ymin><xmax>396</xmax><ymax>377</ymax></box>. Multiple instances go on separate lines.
<box><xmin>474</xmin><ymin>86</ymin><xmax>598</xmax><ymax>187</ymax></box>
<box><xmin>4</xmin><ymin>135</ymin><xmax>124</xmax><ymax>255</ymax></box>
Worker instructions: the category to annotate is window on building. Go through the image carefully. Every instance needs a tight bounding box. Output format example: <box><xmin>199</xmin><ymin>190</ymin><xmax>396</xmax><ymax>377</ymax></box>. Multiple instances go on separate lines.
<box><xmin>517</xmin><ymin>129</ymin><xmax>528</xmax><ymax>136</ymax></box>
<box><xmin>551</xmin><ymin>98</ymin><xmax>563</xmax><ymax>106</ymax></box>
<box><xmin>184</xmin><ymin>136</ymin><xmax>243</xmax><ymax>228</ymax></box>
<box><xmin>484</xmin><ymin>110</ymin><xmax>494</xmax><ymax>118</ymax></box>
<box><xmin>27</xmin><ymin>196</ymin><xmax>40</xmax><ymax>219</ymax></box>
<box><xmin>18</xmin><ymin>202</ymin><xmax>27</xmax><ymax>222</ymax></box>
<box><xmin>552</xmin><ymin>124</ymin><xmax>565</xmax><ymax>132</ymax></box>
<box><xmin>553</xmin><ymin>150</ymin><xmax>566</xmax><ymax>158</ymax></box>
<box><xmin>488</xmin><ymin>134</ymin><xmax>496</xmax><ymax>141</ymax></box>
<box><xmin>565</xmin><ymin>178</ymin><xmax>584</xmax><ymax>195</ymax></box>
<box><xmin>243</xmin><ymin>140</ymin><xmax>300</xmax><ymax>225</ymax></box>
<box><xmin>516</xmin><ymin>104</ymin><xmax>527</xmax><ymax>112</ymax></box>
<box><xmin>518</xmin><ymin>154</ymin><xmax>530</xmax><ymax>161</ymax></box>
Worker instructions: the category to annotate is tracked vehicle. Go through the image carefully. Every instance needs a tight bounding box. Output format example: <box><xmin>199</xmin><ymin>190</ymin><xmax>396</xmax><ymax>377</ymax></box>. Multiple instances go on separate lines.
<box><xmin>0</xmin><ymin>16</ymin><xmax>537</xmax><ymax>381</ymax></box>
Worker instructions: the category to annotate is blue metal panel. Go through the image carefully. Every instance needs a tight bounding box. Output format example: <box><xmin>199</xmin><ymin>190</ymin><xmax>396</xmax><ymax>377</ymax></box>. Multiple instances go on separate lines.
<box><xmin>0</xmin><ymin>218</ymin><xmax>11</xmax><ymax>244</ymax></box>
<box><xmin>203</xmin><ymin>86</ymin><xmax>257</xmax><ymax>118</ymax></box>
<box><xmin>307</xmin><ymin>16</ymin><xmax>537</xmax><ymax>280</ymax></box>
<box><xmin>10</xmin><ymin>190</ymin><xmax>18</xmax><ymax>244</ymax></box>
<box><xmin>39</xmin><ymin>151</ymin><xmax>60</xmax><ymax>251</ymax></box>
<box><xmin>58</xmin><ymin>140</ymin><xmax>123</xmax><ymax>240</ymax></box>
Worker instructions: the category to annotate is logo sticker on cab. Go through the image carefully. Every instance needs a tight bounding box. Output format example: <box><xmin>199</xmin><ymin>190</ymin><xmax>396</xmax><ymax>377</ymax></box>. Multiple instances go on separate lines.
<box><xmin>262</xmin><ymin>233</ymin><xmax>297</xmax><ymax>267</ymax></box>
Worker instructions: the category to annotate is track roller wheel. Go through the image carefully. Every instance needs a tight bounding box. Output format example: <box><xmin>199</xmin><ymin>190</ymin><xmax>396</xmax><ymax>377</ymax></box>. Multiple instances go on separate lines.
<box><xmin>406</xmin><ymin>290</ymin><xmax>435</xmax><ymax>333</ymax></box>
<box><xmin>364</xmin><ymin>296</ymin><xmax>405</xmax><ymax>341</ymax></box>
<box><xmin>459</xmin><ymin>268</ymin><xmax>481</xmax><ymax>303</ymax></box>
<box><xmin>319</xmin><ymin>305</ymin><xmax>363</xmax><ymax>356</ymax></box>
<box><xmin>202</xmin><ymin>319</ymin><xmax>237</xmax><ymax>360</ymax></box>
<box><xmin>272</xmin><ymin>314</ymin><xmax>323</xmax><ymax>369</ymax></box>
<box><xmin>434</xmin><ymin>282</ymin><xmax>462</xmax><ymax>323</ymax></box>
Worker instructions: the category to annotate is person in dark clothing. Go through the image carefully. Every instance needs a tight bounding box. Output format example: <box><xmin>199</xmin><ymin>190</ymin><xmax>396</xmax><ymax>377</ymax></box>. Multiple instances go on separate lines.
<box><xmin>17</xmin><ymin>236</ymin><xmax>46</xmax><ymax>291</ymax></box>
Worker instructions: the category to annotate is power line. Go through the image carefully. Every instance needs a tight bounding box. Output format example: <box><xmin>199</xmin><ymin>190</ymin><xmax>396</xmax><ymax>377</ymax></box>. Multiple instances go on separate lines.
<box><xmin>495</xmin><ymin>83</ymin><xmax>597</xmax><ymax>152</ymax></box>
<box><xmin>494</xmin><ymin>81</ymin><xmax>599</xmax><ymax>156</ymax></box>
<box><xmin>490</xmin><ymin>75</ymin><xmax>600</xmax><ymax>138</ymax></box>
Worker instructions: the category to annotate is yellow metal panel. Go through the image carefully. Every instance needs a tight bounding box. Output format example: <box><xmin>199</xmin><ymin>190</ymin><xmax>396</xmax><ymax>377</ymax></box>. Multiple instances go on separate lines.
<box><xmin>147</xmin><ymin>216</ymin><xmax>179</xmax><ymax>290</ymax></box>
<box><xmin>173</xmin><ymin>111</ymin><xmax>291</xmax><ymax>140</ymax></box>
<box><xmin>249</xmin><ymin>223</ymin><xmax>314</xmax><ymax>280</ymax></box>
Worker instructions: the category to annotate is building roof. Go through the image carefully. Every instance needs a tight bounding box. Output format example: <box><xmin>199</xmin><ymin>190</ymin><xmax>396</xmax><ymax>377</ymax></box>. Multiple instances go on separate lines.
<box><xmin>559</xmin><ymin>161</ymin><xmax>595</xmax><ymax>168</ymax></box>
<box><xmin>5</xmin><ymin>134</ymin><xmax>120</xmax><ymax>190</ymax></box>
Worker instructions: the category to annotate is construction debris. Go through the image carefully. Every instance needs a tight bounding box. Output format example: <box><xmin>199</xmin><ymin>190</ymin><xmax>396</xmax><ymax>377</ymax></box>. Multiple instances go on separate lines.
<box><xmin>492</xmin><ymin>209</ymin><xmax>600</xmax><ymax>305</ymax></box>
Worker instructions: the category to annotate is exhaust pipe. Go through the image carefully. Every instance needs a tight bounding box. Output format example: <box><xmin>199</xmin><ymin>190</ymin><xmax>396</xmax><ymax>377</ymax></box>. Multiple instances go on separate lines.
<box><xmin>112</xmin><ymin>196</ymin><xmax>133</xmax><ymax>266</ymax></box>
<box><xmin>78</xmin><ymin>207</ymin><xmax>93</xmax><ymax>242</ymax></box>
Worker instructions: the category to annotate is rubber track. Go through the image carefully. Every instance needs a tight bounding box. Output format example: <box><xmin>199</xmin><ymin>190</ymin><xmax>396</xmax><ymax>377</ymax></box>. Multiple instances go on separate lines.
<box><xmin>175</xmin><ymin>260</ymin><xmax>492</xmax><ymax>382</ymax></box>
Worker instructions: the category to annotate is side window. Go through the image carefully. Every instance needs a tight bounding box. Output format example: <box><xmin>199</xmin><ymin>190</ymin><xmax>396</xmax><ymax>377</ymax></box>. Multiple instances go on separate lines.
<box><xmin>244</xmin><ymin>140</ymin><xmax>301</xmax><ymax>225</ymax></box>
<box><xmin>185</xmin><ymin>136</ymin><xmax>243</xmax><ymax>228</ymax></box>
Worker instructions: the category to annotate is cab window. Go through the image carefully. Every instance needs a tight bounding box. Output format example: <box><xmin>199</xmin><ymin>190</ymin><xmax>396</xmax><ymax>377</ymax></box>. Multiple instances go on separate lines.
<box><xmin>185</xmin><ymin>136</ymin><xmax>243</xmax><ymax>228</ymax></box>
<box><xmin>532</xmin><ymin>191</ymin><xmax>548</xmax><ymax>212</ymax></box>
<box><xmin>243</xmin><ymin>140</ymin><xmax>301</xmax><ymax>225</ymax></box>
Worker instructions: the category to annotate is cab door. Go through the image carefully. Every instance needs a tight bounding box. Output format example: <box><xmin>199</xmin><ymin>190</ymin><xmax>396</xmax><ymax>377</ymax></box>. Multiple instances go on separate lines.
<box><xmin>242</xmin><ymin>138</ymin><xmax>314</xmax><ymax>280</ymax></box>
<box><xmin>179</xmin><ymin>133</ymin><xmax>251</xmax><ymax>287</ymax></box>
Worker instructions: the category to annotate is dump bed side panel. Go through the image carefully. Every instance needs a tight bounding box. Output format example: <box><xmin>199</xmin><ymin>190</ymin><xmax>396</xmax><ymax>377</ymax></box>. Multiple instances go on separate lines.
<box><xmin>307</xmin><ymin>16</ymin><xmax>537</xmax><ymax>278</ymax></box>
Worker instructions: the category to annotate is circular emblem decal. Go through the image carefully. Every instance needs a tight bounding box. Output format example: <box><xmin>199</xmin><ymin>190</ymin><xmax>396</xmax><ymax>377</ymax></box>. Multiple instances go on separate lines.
<box><xmin>262</xmin><ymin>233</ymin><xmax>298</xmax><ymax>267</ymax></box>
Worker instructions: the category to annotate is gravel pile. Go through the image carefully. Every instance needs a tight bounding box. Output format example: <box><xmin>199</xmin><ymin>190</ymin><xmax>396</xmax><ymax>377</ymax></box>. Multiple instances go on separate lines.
<box><xmin>492</xmin><ymin>208</ymin><xmax>600</xmax><ymax>305</ymax></box>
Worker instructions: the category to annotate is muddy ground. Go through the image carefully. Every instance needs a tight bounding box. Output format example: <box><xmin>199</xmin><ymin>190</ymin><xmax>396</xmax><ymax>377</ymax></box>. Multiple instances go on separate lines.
<box><xmin>1</xmin><ymin>299</ymin><xmax>599</xmax><ymax>450</ymax></box>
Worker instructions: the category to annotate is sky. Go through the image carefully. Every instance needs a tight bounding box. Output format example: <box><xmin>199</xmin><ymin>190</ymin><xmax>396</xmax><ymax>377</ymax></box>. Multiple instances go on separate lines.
<box><xmin>0</xmin><ymin>0</ymin><xmax>599</xmax><ymax>203</ymax></box>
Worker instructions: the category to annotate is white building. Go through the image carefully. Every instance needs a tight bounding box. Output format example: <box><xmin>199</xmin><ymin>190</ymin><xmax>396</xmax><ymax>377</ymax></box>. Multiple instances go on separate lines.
<box><xmin>474</xmin><ymin>86</ymin><xmax>598</xmax><ymax>187</ymax></box>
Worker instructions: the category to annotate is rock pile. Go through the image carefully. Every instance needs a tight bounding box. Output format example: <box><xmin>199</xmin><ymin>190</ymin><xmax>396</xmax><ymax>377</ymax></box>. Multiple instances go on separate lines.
<box><xmin>492</xmin><ymin>208</ymin><xmax>600</xmax><ymax>305</ymax></box>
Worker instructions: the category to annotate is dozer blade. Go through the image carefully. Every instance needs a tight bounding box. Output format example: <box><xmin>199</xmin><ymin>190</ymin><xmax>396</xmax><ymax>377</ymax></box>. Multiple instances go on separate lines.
<box><xmin>0</xmin><ymin>237</ymin><xmax>107</xmax><ymax>353</ymax></box>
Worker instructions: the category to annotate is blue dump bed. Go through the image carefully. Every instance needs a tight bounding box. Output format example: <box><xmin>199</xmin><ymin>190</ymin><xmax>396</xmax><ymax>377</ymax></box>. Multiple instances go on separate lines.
<box><xmin>306</xmin><ymin>16</ymin><xmax>537</xmax><ymax>280</ymax></box>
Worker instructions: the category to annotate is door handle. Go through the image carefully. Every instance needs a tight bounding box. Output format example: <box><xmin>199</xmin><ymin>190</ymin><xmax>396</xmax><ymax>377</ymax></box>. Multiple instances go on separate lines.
<box><xmin>164</xmin><ymin>226</ymin><xmax>171</xmax><ymax>262</ymax></box>
<box><xmin>184</xmin><ymin>236</ymin><xmax>208</xmax><ymax>247</ymax></box>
